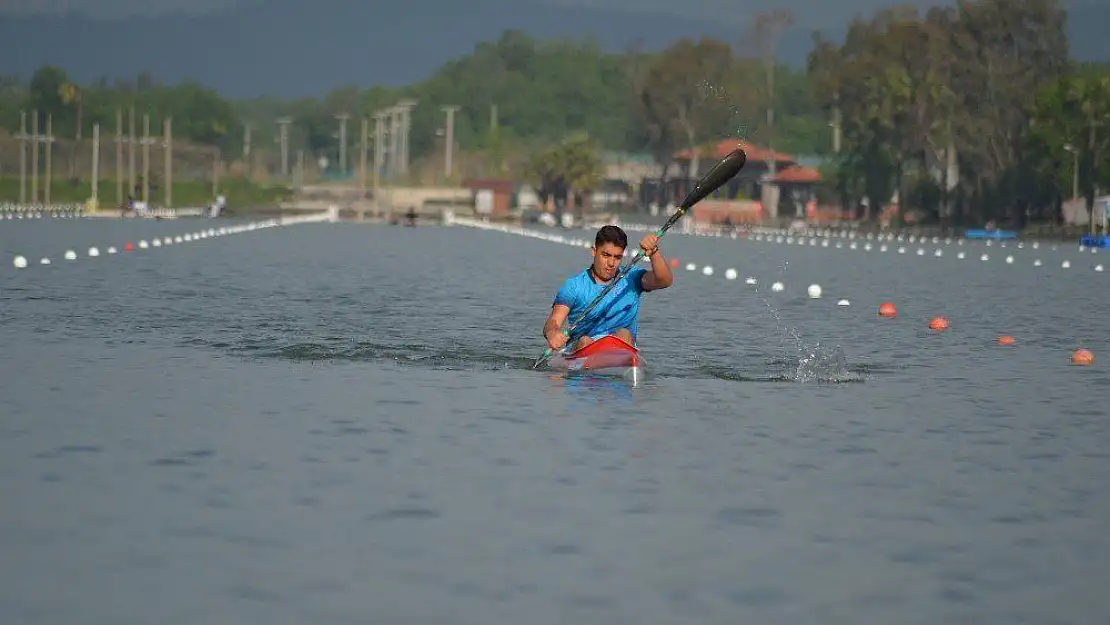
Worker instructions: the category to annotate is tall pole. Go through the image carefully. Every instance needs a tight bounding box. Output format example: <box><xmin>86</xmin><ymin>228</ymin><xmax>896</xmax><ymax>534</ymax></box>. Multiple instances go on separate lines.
<box><xmin>753</xmin><ymin>9</ymin><xmax>794</xmax><ymax>219</ymax></box>
<box><xmin>388</xmin><ymin>107</ymin><xmax>400</xmax><ymax>179</ymax></box>
<box><xmin>276</xmin><ymin>117</ymin><xmax>292</xmax><ymax>177</ymax></box>
<box><xmin>164</xmin><ymin>117</ymin><xmax>172</xmax><ymax>208</ymax></box>
<box><xmin>359</xmin><ymin>116</ymin><xmax>368</xmax><ymax>199</ymax></box>
<box><xmin>30</xmin><ymin>110</ymin><xmax>39</xmax><ymax>203</ymax></box>
<box><xmin>44</xmin><ymin>114</ymin><xmax>53</xmax><ymax>205</ymax></box>
<box><xmin>442</xmin><ymin>105</ymin><xmax>459</xmax><ymax>180</ymax></box>
<box><xmin>373</xmin><ymin>112</ymin><xmax>384</xmax><ymax>194</ymax></box>
<box><xmin>243</xmin><ymin>123</ymin><xmax>252</xmax><ymax>175</ymax></box>
<box><xmin>91</xmin><ymin>123</ymin><xmax>100</xmax><ymax>205</ymax></box>
<box><xmin>212</xmin><ymin>147</ymin><xmax>220</xmax><ymax>198</ymax></box>
<box><xmin>141</xmin><ymin>113</ymin><xmax>150</xmax><ymax>204</ymax></box>
<box><xmin>18</xmin><ymin>110</ymin><xmax>26</xmax><ymax>205</ymax></box>
<box><xmin>128</xmin><ymin>107</ymin><xmax>136</xmax><ymax>197</ymax></box>
<box><xmin>115</xmin><ymin>108</ymin><xmax>123</xmax><ymax>205</ymax></box>
<box><xmin>335</xmin><ymin>113</ymin><xmax>349</xmax><ymax>174</ymax></box>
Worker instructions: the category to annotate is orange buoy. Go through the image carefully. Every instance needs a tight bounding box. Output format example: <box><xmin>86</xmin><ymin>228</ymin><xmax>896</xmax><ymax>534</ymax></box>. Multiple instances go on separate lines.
<box><xmin>928</xmin><ymin>316</ymin><xmax>949</xmax><ymax>331</ymax></box>
<box><xmin>1071</xmin><ymin>349</ymin><xmax>1094</xmax><ymax>365</ymax></box>
<box><xmin>668</xmin><ymin>257</ymin><xmax>679</xmax><ymax>269</ymax></box>
<box><xmin>998</xmin><ymin>335</ymin><xmax>1015</xmax><ymax>345</ymax></box>
<box><xmin>878</xmin><ymin>302</ymin><xmax>897</xmax><ymax>317</ymax></box>
<box><xmin>124</xmin><ymin>242</ymin><xmax>134</xmax><ymax>252</ymax></box>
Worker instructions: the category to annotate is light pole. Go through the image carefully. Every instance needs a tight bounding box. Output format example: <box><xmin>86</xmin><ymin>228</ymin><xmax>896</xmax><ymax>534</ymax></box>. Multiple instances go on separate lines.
<box><xmin>442</xmin><ymin>105</ymin><xmax>460</xmax><ymax>180</ymax></box>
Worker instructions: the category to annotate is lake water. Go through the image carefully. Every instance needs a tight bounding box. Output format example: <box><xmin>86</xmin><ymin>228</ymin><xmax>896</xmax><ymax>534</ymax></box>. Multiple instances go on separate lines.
<box><xmin>1</xmin><ymin>216</ymin><xmax>1108</xmax><ymax>625</ymax></box>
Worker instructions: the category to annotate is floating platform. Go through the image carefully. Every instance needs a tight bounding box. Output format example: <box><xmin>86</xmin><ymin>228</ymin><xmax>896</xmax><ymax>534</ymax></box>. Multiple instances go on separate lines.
<box><xmin>965</xmin><ymin>229</ymin><xmax>1019</xmax><ymax>240</ymax></box>
<box><xmin>1079</xmin><ymin>234</ymin><xmax>1110</xmax><ymax>248</ymax></box>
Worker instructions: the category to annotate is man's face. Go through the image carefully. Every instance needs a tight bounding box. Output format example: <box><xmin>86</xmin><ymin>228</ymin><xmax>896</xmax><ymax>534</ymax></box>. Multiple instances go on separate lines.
<box><xmin>591</xmin><ymin>242</ymin><xmax>625</xmax><ymax>280</ymax></box>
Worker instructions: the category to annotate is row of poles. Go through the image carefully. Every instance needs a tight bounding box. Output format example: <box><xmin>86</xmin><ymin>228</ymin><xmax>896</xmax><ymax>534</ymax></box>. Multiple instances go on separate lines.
<box><xmin>14</xmin><ymin>108</ymin><xmax>219</xmax><ymax>208</ymax></box>
<box><xmin>270</xmin><ymin>100</ymin><xmax>466</xmax><ymax>195</ymax></box>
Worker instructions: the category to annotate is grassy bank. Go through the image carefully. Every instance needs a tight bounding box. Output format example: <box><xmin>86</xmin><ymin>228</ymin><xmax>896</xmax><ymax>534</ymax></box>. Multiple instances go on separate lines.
<box><xmin>0</xmin><ymin>176</ymin><xmax>294</xmax><ymax>208</ymax></box>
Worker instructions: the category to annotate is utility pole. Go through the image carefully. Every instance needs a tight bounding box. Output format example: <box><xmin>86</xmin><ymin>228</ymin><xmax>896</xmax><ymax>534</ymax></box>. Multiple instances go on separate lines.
<box><xmin>396</xmin><ymin>100</ymin><xmax>417</xmax><ymax>176</ymax></box>
<box><xmin>212</xmin><ymin>147</ymin><xmax>221</xmax><ymax>198</ymax></box>
<box><xmin>164</xmin><ymin>117</ymin><xmax>172</xmax><ymax>208</ymax></box>
<box><xmin>335</xmin><ymin>113</ymin><xmax>349</xmax><ymax>175</ymax></box>
<box><xmin>91</xmin><ymin>123</ymin><xmax>100</xmax><ymax>206</ymax></box>
<box><xmin>44</xmin><ymin>114</ymin><xmax>53</xmax><ymax>205</ymax></box>
<box><xmin>30</xmin><ymin>110</ymin><xmax>39</xmax><ymax>203</ymax></box>
<box><xmin>141</xmin><ymin>113</ymin><xmax>151</xmax><ymax>205</ymax></box>
<box><xmin>18</xmin><ymin>110</ymin><xmax>27</xmax><ymax>205</ymax></box>
<box><xmin>359</xmin><ymin>116</ymin><xmax>368</xmax><ymax>200</ymax></box>
<box><xmin>128</xmin><ymin>107</ymin><xmax>136</xmax><ymax>197</ymax></box>
<box><xmin>388</xmin><ymin>106</ymin><xmax>401</xmax><ymax>179</ymax></box>
<box><xmin>276</xmin><ymin>117</ymin><xmax>292</xmax><ymax>177</ymax></box>
<box><xmin>753</xmin><ymin>9</ymin><xmax>795</xmax><ymax>219</ymax></box>
<box><xmin>115</xmin><ymin>108</ymin><xmax>123</xmax><ymax>205</ymax></box>
<box><xmin>373</xmin><ymin>111</ymin><xmax>385</xmax><ymax>194</ymax></box>
<box><xmin>243</xmin><ymin>123</ymin><xmax>252</xmax><ymax>176</ymax></box>
<box><xmin>442</xmin><ymin>105</ymin><xmax>459</xmax><ymax>180</ymax></box>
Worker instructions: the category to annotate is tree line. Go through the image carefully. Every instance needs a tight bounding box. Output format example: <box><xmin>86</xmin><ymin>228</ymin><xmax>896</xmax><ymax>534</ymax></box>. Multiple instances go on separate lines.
<box><xmin>809</xmin><ymin>0</ymin><xmax>1109</xmax><ymax>225</ymax></box>
<box><xmin>1</xmin><ymin>0</ymin><xmax>1106</xmax><ymax>225</ymax></box>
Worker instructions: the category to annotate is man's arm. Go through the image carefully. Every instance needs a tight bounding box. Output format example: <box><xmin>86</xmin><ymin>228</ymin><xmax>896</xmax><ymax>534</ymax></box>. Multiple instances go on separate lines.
<box><xmin>640</xmin><ymin>248</ymin><xmax>674</xmax><ymax>291</ymax></box>
<box><xmin>544</xmin><ymin>304</ymin><xmax>571</xmax><ymax>343</ymax></box>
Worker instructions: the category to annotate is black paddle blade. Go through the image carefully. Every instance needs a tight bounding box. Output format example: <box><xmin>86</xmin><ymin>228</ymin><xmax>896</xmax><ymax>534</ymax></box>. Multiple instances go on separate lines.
<box><xmin>679</xmin><ymin>147</ymin><xmax>747</xmax><ymax>209</ymax></box>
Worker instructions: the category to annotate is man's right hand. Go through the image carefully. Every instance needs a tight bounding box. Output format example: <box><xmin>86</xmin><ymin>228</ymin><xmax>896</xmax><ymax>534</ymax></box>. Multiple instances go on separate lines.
<box><xmin>546</xmin><ymin>329</ymin><xmax>568</xmax><ymax>350</ymax></box>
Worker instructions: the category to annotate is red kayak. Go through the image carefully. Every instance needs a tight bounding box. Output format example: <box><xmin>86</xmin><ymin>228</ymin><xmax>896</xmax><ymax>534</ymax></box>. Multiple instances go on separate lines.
<box><xmin>547</xmin><ymin>335</ymin><xmax>645</xmax><ymax>385</ymax></box>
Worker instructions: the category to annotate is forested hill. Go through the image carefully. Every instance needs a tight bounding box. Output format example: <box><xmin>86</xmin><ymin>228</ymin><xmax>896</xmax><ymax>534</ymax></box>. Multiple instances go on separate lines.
<box><xmin>2</xmin><ymin>0</ymin><xmax>1108</xmax><ymax>98</ymax></box>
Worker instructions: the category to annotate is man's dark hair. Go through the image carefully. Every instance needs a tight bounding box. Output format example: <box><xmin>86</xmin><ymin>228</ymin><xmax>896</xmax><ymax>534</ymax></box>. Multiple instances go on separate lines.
<box><xmin>595</xmin><ymin>225</ymin><xmax>628</xmax><ymax>249</ymax></box>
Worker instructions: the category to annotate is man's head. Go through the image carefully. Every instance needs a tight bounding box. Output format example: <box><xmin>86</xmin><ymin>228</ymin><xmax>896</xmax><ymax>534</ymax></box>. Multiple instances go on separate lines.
<box><xmin>591</xmin><ymin>225</ymin><xmax>627</xmax><ymax>281</ymax></box>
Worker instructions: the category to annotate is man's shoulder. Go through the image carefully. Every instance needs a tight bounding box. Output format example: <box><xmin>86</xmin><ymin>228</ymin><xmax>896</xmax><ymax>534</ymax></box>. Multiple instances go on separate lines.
<box><xmin>560</xmin><ymin>269</ymin><xmax>591</xmax><ymax>289</ymax></box>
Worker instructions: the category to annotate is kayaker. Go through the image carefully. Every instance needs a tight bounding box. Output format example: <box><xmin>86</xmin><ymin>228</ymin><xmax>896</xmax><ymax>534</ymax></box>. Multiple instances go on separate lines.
<box><xmin>542</xmin><ymin>224</ymin><xmax>673</xmax><ymax>352</ymax></box>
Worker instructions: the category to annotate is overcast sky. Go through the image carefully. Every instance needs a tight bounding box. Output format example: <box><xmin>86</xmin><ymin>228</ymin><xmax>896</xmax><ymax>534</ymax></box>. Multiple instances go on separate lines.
<box><xmin>0</xmin><ymin>0</ymin><xmax>952</xmax><ymax>26</ymax></box>
<box><xmin>2</xmin><ymin>0</ymin><xmax>1104</xmax><ymax>32</ymax></box>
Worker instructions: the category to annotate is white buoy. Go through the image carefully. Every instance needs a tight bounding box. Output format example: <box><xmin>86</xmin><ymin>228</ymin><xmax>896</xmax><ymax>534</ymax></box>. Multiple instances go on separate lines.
<box><xmin>1095</xmin><ymin>264</ymin><xmax>1104</xmax><ymax>272</ymax></box>
<box><xmin>745</xmin><ymin>277</ymin><xmax>757</xmax><ymax>285</ymax></box>
<box><xmin>12</xmin><ymin>255</ymin><xmax>27</xmax><ymax>268</ymax></box>
<box><xmin>980</xmin><ymin>254</ymin><xmax>989</xmax><ymax>261</ymax></box>
<box><xmin>685</xmin><ymin>263</ymin><xmax>696</xmax><ymax>271</ymax></box>
<box><xmin>152</xmin><ymin>239</ymin><xmax>162</xmax><ymax>247</ymax></box>
<box><xmin>139</xmin><ymin>240</ymin><xmax>149</xmax><ymax>249</ymax></box>
<box><xmin>1032</xmin><ymin>242</ymin><xmax>1039</xmax><ymax>249</ymax></box>
<box><xmin>837</xmin><ymin>299</ymin><xmax>850</xmax><ymax>306</ymax></box>
<box><xmin>771</xmin><ymin>282</ymin><xmax>785</xmax><ymax>292</ymax></box>
<box><xmin>64</xmin><ymin>250</ymin><xmax>76</xmax><ymax>260</ymax></box>
<box><xmin>898</xmin><ymin>247</ymin><xmax>906</xmax><ymax>254</ymax></box>
<box><xmin>880</xmin><ymin>245</ymin><xmax>888</xmax><ymax>252</ymax></box>
<box><xmin>957</xmin><ymin>251</ymin><xmax>965</xmax><ymax>259</ymax></box>
<box><xmin>39</xmin><ymin>258</ymin><xmax>50</xmax><ymax>265</ymax></box>
<box><xmin>174</xmin><ymin>236</ymin><xmax>183</xmax><ymax>243</ymax></box>
<box><xmin>702</xmin><ymin>266</ymin><xmax>714</xmax><ymax>276</ymax></box>
<box><xmin>1005</xmin><ymin>255</ymin><xmax>1013</xmax><ymax>264</ymax></box>
<box><xmin>1062</xmin><ymin>260</ymin><xmax>1071</xmax><ymax>268</ymax></box>
<box><xmin>916</xmin><ymin>248</ymin><xmax>925</xmax><ymax>256</ymax></box>
<box><xmin>807</xmin><ymin>284</ymin><xmax>822</xmax><ymax>298</ymax></box>
<box><xmin>821</xmin><ymin>240</ymin><xmax>829</xmax><ymax>247</ymax></box>
<box><xmin>724</xmin><ymin>268</ymin><xmax>737</xmax><ymax>280</ymax></box>
<box><xmin>107</xmin><ymin>246</ymin><xmax>117</xmax><ymax>254</ymax></box>
<box><xmin>88</xmin><ymin>247</ymin><xmax>99</xmax><ymax>257</ymax></box>
<box><xmin>934</xmin><ymin>249</ymin><xmax>943</xmax><ymax>257</ymax></box>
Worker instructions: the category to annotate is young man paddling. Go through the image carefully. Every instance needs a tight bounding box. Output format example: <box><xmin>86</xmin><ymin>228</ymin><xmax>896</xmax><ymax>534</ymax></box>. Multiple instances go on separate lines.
<box><xmin>543</xmin><ymin>225</ymin><xmax>674</xmax><ymax>352</ymax></box>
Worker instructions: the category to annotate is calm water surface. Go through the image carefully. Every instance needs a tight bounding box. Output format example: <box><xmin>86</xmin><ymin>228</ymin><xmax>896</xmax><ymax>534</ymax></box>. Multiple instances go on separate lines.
<box><xmin>1</xmin><ymin>218</ymin><xmax>1108</xmax><ymax>625</ymax></box>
